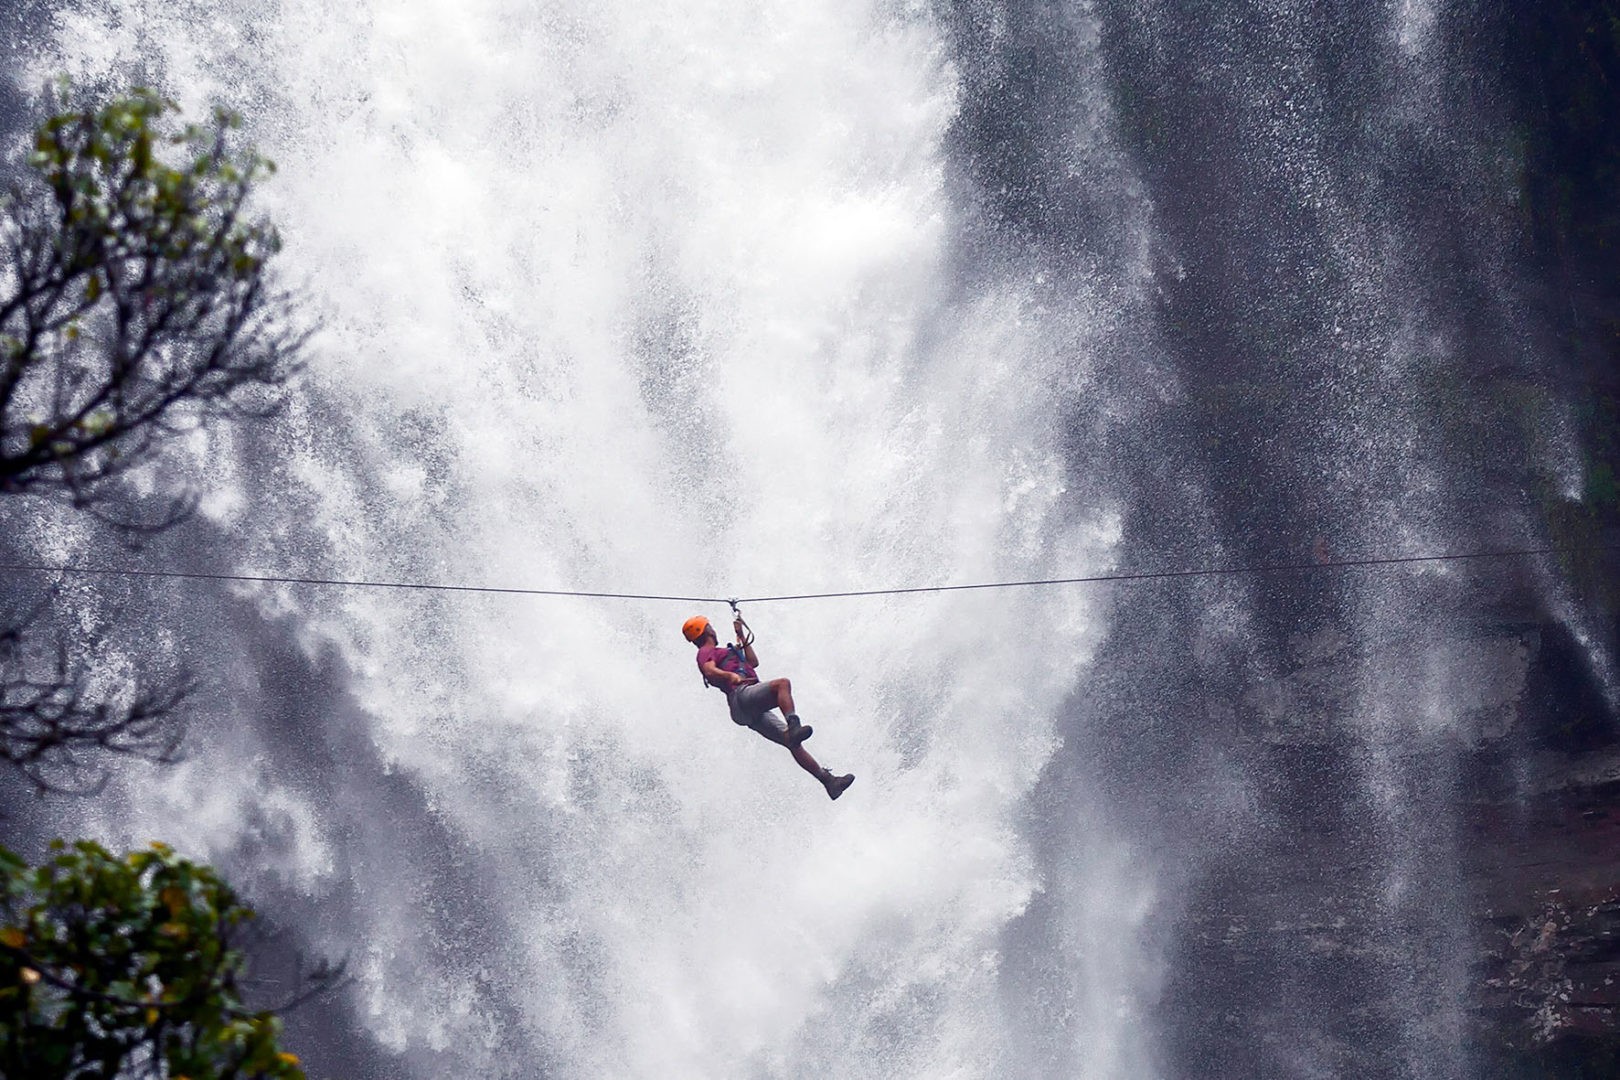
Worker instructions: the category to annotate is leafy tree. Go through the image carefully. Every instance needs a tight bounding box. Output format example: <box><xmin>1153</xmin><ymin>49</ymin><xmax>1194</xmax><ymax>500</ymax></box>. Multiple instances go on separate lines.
<box><xmin>0</xmin><ymin>82</ymin><xmax>303</xmax><ymax>526</ymax></box>
<box><xmin>0</xmin><ymin>83</ymin><xmax>305</xmax><ymax>792</ymax></box>
<box><xmin>0</xmin><ymin>89</ymin><xmax>332</xmax><ymax>1076</ymax></box>
<box><xmin>0</xmin><ymin>840</ymin><xmax>336</xmax><ymax>1078</ymax></box>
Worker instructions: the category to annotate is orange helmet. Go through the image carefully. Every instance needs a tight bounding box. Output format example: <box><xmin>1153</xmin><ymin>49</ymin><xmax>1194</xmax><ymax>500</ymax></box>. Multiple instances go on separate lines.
<box><xmin>681</xmin><ymin>615</ymin><xmax>711</xmax><ymax>643</ymax></box>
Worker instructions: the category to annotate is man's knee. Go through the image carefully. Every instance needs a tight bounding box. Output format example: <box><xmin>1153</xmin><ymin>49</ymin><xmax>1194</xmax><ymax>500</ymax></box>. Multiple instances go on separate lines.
<box><xmin>774</xmin><ymin>678</ymin><xmax>791</xmax><ymax>692</ymax></box>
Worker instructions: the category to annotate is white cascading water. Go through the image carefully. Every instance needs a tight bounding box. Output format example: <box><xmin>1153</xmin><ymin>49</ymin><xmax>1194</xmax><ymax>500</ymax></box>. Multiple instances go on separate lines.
<box><xmin>25</xmin><ymin>1</ymin><xmax>1156</xmax><ymax>1075</ymax></box>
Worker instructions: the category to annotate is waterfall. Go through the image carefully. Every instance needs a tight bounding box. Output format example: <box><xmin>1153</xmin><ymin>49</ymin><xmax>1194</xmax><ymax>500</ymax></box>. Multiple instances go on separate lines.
<box><xmin>7</xmin><ymin>0</ymin><xmax>1610</xmax><ymax>1076</ymax></box>
<box><xmin>19</xmin><ymin>1</ymin><xmax>1139</xmax><ymax>1075</ymax></box>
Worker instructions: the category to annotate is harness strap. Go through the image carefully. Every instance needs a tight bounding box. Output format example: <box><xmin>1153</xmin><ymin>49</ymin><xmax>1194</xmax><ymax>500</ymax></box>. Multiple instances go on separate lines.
<box><xmin>699</xmin><ymin>600</ymin><xmax>757</xmax><ymax>690</ymax></box>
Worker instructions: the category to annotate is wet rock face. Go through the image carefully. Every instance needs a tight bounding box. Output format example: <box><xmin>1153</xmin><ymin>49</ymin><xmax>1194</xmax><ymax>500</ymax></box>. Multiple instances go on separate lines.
<box><xmin>1469</xmin><ymin>768</ymin><xmax>1620</xmax><ymax>1069</ymax></box>
<box><xmin>1159</xmin><ymin>601</ymin><xmax>1620</xmax><ymax>1079</ymax></box>
<box><xmin>1483</xmin><ymin>886</ymin><xmax>1620</xmax><ymax>1042</ymax></box>
<box><xmin>1236</xmin><ymin>627</ymin><xmax>1539</xmax><ymax>748</ymax></box>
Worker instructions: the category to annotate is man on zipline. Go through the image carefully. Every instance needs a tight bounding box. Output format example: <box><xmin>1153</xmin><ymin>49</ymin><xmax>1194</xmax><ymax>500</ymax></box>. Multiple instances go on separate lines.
<box><xmin>683</xmin><ymin>612</ymin><xmax>856</xmax><ymax>800</ymax></box>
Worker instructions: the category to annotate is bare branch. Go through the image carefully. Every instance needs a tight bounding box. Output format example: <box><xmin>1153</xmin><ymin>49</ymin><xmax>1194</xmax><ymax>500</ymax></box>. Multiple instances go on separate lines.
<box><xmin>0</xmin><ymin>601</ymin><xmax>194</xmax><ymax>795</ymax></box>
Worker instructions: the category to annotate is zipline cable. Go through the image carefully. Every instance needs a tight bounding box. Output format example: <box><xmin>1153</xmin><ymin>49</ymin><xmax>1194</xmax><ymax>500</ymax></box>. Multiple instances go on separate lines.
<box><xmin>0</xmin><ymin>562</ymin><xmax>729</xmax><ymax>604</ymax></box>
<box><xmin>732</xmin><ymin>543</ymin><xmax>1608</xmax><ymax>603</ymax></box>
<box><xmin>0</xmin><ymin>541</ymin><xmax>1610</xmax><ymax>606</ymax></box>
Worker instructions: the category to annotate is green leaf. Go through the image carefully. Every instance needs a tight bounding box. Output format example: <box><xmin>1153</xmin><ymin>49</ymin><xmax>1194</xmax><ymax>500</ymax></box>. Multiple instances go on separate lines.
<box><xmin>0</xmin><ymin>841</ymin><xmax>312</xmax><ymax>1077</ymax></box>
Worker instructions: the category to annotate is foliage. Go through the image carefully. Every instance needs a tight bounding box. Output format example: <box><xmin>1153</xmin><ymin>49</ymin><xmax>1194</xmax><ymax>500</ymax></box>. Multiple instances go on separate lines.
<box><xmin>0</xmin><ymin>82</ymin><xmax>304</xmax><ymax>528</ymax></box>
<box><xmin>0</xmin><ymin>840</ymin><xmax>330</xmax><ymax>1079</ymax></box>
<box><xmin>0</xmin><ymin>87</ymin><xmax>333</xmax><ymax>1077</ymax></box>
<box><xmin>0</xmin><ymin>82</ymin><xmax>305</xmax><ymax>791</ymax></box>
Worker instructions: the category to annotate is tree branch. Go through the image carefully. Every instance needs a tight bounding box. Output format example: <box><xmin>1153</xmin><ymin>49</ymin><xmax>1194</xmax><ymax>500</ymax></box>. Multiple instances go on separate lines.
<box><xmin>0</xmin><ymin>601</ymin><xmax>194</xmax><ymax>795</ymax></box>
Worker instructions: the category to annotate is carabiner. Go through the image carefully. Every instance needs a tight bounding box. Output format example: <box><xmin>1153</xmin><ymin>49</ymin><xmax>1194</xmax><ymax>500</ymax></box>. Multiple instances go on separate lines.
<box><xmin>727</xmin><ymin>598</ymin><xmax>754</xmax><ymax>647</ymax></box>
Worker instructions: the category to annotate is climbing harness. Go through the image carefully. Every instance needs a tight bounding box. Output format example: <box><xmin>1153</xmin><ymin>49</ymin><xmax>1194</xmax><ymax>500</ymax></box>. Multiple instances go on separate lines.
<box><xmin>696</xmin><ymin>599</ymin><xmax>758</xmax><ymax>692</ymax></box>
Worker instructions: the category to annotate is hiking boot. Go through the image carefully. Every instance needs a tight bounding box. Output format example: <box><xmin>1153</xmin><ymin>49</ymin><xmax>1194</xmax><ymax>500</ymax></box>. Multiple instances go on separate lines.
<box><xmin>823</xmin><ymin>773</ymin><xmax>855</xmax><ymax>800</ymax></box>
<box><xmin>785</xmin><ymin>714</ymin><xmax>813</xmax><ymax>745</ymax></box>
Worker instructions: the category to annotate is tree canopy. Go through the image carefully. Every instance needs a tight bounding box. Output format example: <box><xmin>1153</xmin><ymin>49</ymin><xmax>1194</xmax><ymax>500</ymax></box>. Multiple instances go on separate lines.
<box><xmin>0</xmin><ymin>840</ymin><xmax>319</xmax><ymax>1079</ymax></box>
<box><xmin>0</xmin><ymin>83</ymin><xmax>303</xmax><ymax>528</ymax></box>
<box><xmin>0</xmin><ymin>83</ymin><xmax>306</xmax><ymax>794</ymax></box>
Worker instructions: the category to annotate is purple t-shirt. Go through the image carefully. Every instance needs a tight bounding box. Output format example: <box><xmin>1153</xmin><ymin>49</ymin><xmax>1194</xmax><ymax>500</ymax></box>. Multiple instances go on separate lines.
<box><xmin>697</xmin><ymin>643</ymin><xmax>757</xmax><ymax>692</ymax></box>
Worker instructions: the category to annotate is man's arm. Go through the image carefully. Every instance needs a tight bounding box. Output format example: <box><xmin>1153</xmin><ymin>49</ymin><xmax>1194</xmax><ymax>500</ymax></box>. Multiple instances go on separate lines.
<box><xmin>701</xmin><ymin>659</ymin><xmax>747</xmax><ymax>687</ymax></box>
<box><xmin>736</xmin><ymin>619</ymin><xmax>758</xmax><ymax>667</ymax></box>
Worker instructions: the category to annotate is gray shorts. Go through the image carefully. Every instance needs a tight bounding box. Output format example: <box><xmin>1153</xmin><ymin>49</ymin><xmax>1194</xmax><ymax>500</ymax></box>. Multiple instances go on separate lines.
<box><xmin>728</xmin><ymin>681</ymin><xmax>787</xmax><ymax>742</ymax></box>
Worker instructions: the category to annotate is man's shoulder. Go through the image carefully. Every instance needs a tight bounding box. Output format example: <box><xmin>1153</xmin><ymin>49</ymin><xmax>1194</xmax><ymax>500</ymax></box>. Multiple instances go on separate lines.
<box><xmin>695</xmin><ymin>644</ymin><xmax>722</xmax><ymax>663</ymax></box>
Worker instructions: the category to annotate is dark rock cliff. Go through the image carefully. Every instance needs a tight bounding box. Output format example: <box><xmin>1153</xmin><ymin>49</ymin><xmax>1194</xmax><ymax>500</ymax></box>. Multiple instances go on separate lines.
<box><xmin>1486</xmin><ymin>2</ymin><xmax>1620</xmax><ymax>1067</ymax></box>
<box><xmin>1156</xmin><ymin>600</ymin><xmax>1620</xmax><ymax>1076</ymax></box>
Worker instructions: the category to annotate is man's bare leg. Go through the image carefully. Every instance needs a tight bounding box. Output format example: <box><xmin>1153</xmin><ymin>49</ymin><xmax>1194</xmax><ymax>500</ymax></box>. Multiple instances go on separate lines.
<box><xmin>765</xmin><ymin>678</ymin><xmax>811</xmax><ymax>743</ymax></box>
<box><xmin>769</xmin><ymin>677</ymin><xmax>797</xmax><ymax>717</ymax></box>
<box><xmin>786</xmin><ymin>740</ymin><xmax>854</xmax><ymax>800</ymax></box>
<box><xmin>789</xmin><ymin>743</ymin><xmax>824</xmax><ymax>778</ymax></box>
<box><xmin>771</xmin><ymin>729</ymin><xmax>829</xmax><ymax>781</ymax></box>
<box><xmin>762</xmin><ymin>687</ymin><xmax>855</xmax><ymax>801</ymax></box>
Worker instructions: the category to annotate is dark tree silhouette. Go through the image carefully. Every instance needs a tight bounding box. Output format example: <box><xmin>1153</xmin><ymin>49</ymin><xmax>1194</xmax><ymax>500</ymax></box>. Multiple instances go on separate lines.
<box><xmin>0</xmin><ymin>596</ymin><xmax>195</xmax><ymax>795</ymax></box>
<box><xmin>0</xmin><ymin>88</ymin><xmax>336</xmax><ymax>1073</ymax></box>
<box><xmin>0</xmin><ymin>83</ymin><xmax>303</xmax><ymax>528</ymax></box>
<box><xmin>0</xmin><ymin>83</ymin><xmax>304</xmax><ymax>794</ymax></box>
